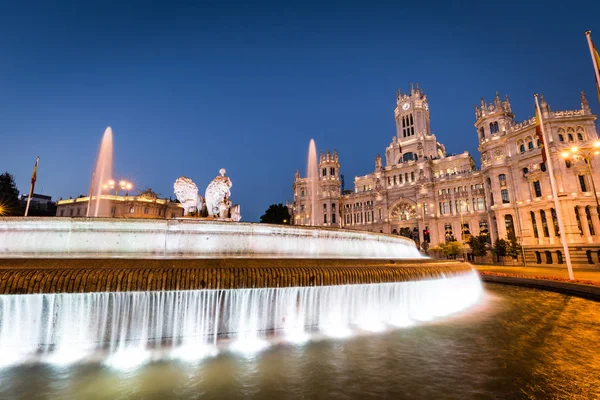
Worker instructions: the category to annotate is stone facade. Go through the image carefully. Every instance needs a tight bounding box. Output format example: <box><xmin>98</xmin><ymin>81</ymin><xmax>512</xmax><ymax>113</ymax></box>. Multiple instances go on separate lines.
<box><xmin>292</xmin><ymin>85</ymin><xmax>600</xmax><ymax>266</ymax></box>
<box><xmin>56</xmin><ymin>189</ymin><xmax>184</xmax><ymax>219</ymax></box>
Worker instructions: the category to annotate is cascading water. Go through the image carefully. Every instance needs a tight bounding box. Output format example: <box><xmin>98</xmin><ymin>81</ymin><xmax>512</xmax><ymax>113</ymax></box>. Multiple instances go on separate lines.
<box><xmin>89</xmin><ymin>127</ymin><xmax>114</xmax><ymax>217</ymax></box>
<box><xmin>307</xmin><ymin>139</ymin><xmax>319</xmax><ymax>226</ymax></box>
<box><xmin>0</xmin><ymin>270</ymin><xmax>482</xmax><ymax>369</ymax></box>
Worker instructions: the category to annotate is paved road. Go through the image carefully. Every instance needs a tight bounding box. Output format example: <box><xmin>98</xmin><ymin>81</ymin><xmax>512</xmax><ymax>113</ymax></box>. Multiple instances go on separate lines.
<box><xmin>475</xmin><ymin>265</ymin><xmax>600</xmax><ymax>283</ymax></box>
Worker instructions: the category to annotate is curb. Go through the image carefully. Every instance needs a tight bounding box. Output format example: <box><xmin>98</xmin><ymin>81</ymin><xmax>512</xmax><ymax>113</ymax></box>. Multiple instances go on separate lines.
<box><xmin>480</xmin><ymin>274</ymin><xmax>600</xmax><ymax>301</ymax></box>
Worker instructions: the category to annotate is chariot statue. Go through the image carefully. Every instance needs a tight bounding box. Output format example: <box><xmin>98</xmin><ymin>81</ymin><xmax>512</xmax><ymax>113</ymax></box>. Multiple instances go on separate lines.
<box><xmin>173</xmin><ymin>176</ymin><xmax>204</xmax><ymax>216</ymax></box>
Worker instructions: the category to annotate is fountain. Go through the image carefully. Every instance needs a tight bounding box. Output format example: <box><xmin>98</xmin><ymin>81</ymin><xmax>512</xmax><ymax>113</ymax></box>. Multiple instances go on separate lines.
<box><xmin>0</xmin><ymin>130</ymin><xmax>483</xmax><ymax>370</ymax></box>
<box><xmin>307</xmin><ymin>139</ymin><xmax>319</xmax><ymax>226</ymax></box>
<box><xmin>88</xmin><ymin>127</ymin><xmax>113</xmax><ymax>217</ymax></box>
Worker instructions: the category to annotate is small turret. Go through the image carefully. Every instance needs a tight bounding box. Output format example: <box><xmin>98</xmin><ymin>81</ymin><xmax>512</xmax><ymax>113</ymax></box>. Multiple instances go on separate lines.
<box><xmin>474</xmin><ymin>92</ymin><xmax>515</xmax><ymax>141</ymax></box>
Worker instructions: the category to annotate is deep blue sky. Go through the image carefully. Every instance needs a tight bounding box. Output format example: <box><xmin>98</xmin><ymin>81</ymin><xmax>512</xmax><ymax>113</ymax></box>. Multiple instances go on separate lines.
<box><xmin>1</xmin><ymin>1</ymin><xmax>600</xmax><ymax>221</ymax></box>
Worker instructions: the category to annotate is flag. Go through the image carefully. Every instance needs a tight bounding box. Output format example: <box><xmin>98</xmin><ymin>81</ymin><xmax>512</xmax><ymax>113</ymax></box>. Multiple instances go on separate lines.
<box><xmin>535</xmin><ymin>108</ymin><xmax>547</xmax><ymax>164</ymax></box>
<box><xmin>593</xmin><ymin>41</ymin><xmax>600</xmax><ymax>103</ymax></box>
<box><xmin>585</xmin><ymin>30</ymin><xmax>600</xmax><ymax>105</ymax></box>
<box><xmin>31</xmin><ymin>157</ymin><xmax>39</xmax><ymax>186</ymax></box>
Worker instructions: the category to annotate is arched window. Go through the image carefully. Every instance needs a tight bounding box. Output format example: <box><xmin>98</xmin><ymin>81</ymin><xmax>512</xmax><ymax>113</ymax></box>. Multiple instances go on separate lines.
<box><xmin>528</xmin><ymin>141</ymin><xmax>534</xmax><ymax>150</ymax></box>
<box><xmin>568</xmin><ymin>134</ymin><xmax>574</xmax><ymax>142</ymax></box>
<box><xmin>501</xmin><ymin>189</ymin><xmax>510</xmax><ymax>204</ymax></box>
<box><xmin>489</xmin><ymin>122</ymin><xmax>494</xmax><ymax>133</ymax></box>
<box><xmin>494</xmin><ymin>121</ymin><xmax>499</xmax><ymax>133</ymax></box>
<box><xmin>505</xmin><ymin>214</ymin><xmax>515</xmax><ymax>237</ymax></box>
<box><xmin>551</xmin><ymin>208</ymin><xmax>559</xmax><ymax>236</ymax></box>
<box><xmin>575</xmin><ymin>206</ymin><xmax>583</xmax><ymax>235</ymax></box>
<box><xmin>565</xmin><ymin>159</ymin><xmax>572</xmax><ymax>168</ymax></box>
<box><xmin>531</xmin><ymin>211</ymin><xmax>539</xmax><ymax>238</ymax></box>
<box><xmin>577</xmin><ymin>133</ymin><xmax>583</xmax><ymax>140</ymax></box>
<box><xmin>520</xmin><ymin>144</ymin><xmax>526</xmax><ymax>153</ymax></box>
<box><xmin>540</xmin><ymin>163</ymin><xmax>547</xmax><ymax>172</ymax></box>
<box><xmin>523</xmin><ymin>167</ymin><xmax>529</xmax><ymax>175</ymax></box>
<box><xmin>586</xmin><ymin>206</ymin><xmax>595</xmax><ymax>235</ymax></box>
<box><xmin>498</xmin><ymin>174</ymin><xmax>507</xmax><ymax>184</ymax></box>
<box><xmin>558</xmin><ymin>134</ymin><xmax>564</xmax><ymax>142</ymax></box>
<box><xmin>540</xmin><ymin>210</ymin><xmax>549</xmax><ymax>237</ymax></box>
<box><xmin>545</xmin><ymin>251</ymin><xmax>552</xmax><ymax>264</ymax></box>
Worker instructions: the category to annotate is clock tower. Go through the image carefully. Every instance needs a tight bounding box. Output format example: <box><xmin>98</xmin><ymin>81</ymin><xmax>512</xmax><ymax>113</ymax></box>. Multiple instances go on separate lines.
<box><xmin>385</xmin><ymin>84</ymin><xmax>444</xmax><ymax>166</ymax></box>
<box><xmin>394</xmin><ymin>83</ymin><xmax>431</xmax><ymax>142</ymax></box>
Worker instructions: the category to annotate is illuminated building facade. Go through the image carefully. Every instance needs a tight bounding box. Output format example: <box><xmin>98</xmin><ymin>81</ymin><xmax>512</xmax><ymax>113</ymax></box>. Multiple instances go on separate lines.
<box><xmin>292</xmin><ymin>85</ymin><xmax>600</xmax><ymax>265</ymax></box>
<box><xmin>56</xmin><ymin>189</ymin><xmax>184</xmax><ymax>219</ymax></box>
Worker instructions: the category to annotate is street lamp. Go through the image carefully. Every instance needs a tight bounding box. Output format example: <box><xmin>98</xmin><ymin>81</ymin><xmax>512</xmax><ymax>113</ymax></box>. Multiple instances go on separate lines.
<box><xmin>102</xmin><ymin>179</ymin><xmax>133</xmax><ymax>196</ymax></box>
<box><xmin>560</xmin><ymin>140</ymin><xmax>600</xmax><ymax>214</ymax></box>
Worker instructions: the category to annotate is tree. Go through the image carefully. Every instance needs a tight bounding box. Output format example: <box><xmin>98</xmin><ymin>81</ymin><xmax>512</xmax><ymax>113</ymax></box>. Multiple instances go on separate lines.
<box><xmin>260</xmin><ymin>203</ymin><xmax>291</xmax><ymax>224</ymax></box>
<box><xmin>506</xmin><ymin>234</ymin><xmax>522</xmax><ymax>260</ymax></box>
<box><xmin>467</xmin><ymin>235</ymin><xmax>488</xmax><ymax>261</ymax></box>
<box><xmin>442</xmin><ymin>241</ymin><xmax>463</xmax><ymax>259</ymax></box>
<box><xmin>492</xmin><ymin>239</ymin><xmax>508</xmax><ymax>263</ymax></box>
<box><xmin>0</xmin><ymin>172</ymin><xmax>20</xmax><ymax>216</ymax></box>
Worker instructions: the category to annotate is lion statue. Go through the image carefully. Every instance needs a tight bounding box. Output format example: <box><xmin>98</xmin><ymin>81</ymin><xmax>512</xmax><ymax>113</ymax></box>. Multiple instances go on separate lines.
<box><xmin>205</xmin><ymin>168</ymin><xmax>233</xmax><ymax>217</ymax></box>
<box><xmin>173</xmin><ymin>176</ymin><xmax>203</xmax><ymax>216</ymax></box>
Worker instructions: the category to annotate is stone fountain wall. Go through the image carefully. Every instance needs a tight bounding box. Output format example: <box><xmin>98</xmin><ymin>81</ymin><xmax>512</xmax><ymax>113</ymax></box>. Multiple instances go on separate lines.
<box><xmin>0</xmin><ymin>259</ymin><xmax>473</xmax><ymax>294</ymax></box>
<box><xmin>0</xmin><ymin>217</ymin><xmax>422</xmax><ymax>259</ymax></box>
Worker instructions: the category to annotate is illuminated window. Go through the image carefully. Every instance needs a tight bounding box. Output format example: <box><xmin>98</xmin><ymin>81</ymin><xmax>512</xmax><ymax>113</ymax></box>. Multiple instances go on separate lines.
<box><xmin>501</xmin><ymin>189</ymin><xmax>510</xmax><ymax>204</ymax></box>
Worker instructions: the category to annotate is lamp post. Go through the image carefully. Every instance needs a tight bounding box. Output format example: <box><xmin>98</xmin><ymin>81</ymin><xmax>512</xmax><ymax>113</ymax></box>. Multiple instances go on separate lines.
<box><xmin>101</xmin><ymin>179</ymin><xmax>133</xmax><ymax>217</ymax></box>
<box><xmin>561</xmin><ymin>141</ymin><xmax>600</xmax><ymax>215</ymax></box>
<box><xmin>102</xmin><ymin>179</ymin><xmax>133</xmax><ymax>196</ymax></box>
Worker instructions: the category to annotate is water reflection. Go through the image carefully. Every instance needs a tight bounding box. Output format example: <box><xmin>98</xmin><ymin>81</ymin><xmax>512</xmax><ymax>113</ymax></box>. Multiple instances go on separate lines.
<box><xmin>1</xmin><ymin>284</ymin><xmax>600</xmax><ymax>399</ymax></box>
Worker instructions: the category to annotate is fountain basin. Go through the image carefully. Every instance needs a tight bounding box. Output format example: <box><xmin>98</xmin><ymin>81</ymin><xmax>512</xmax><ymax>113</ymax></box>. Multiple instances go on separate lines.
<box><xmin>0</xmin><ymin>217</ymin><xmax>422</xmax><ymax>259</ymax></box>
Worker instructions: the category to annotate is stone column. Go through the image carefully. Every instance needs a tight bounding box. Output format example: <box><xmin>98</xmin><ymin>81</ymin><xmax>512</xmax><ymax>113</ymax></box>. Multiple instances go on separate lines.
<box><xmin>578</xmin><ymin>206</ymin><xmax>591</xmax><ymax>238</ymax></box>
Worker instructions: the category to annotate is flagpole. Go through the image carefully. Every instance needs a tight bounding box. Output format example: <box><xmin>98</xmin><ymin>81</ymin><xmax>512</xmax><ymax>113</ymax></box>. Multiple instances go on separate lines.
<box><xmin>534</xmin><ymin>94</ymin><xmax>574</xmax><ymax>280</ymax></box>
<box><xmin>24</xmin><ymin>156</ymin><xmax>39</xmax><ymax>217</ymax></box>
<box><xmin>584</xmin><ymin>30</ymin><xmax>600</xmax><ymax>106</ymax></box>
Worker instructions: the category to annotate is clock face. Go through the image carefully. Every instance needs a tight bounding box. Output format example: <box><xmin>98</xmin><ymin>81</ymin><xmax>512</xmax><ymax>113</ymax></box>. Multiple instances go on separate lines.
<box><xmin>402</xmin><ymin>102</ymin><xmax>410</xmax><ymax>111</ymax></box>
<box><xmin>424</xmin><ymin>102</ymin><xmax>429</xmax><ymax>111</ymax></box>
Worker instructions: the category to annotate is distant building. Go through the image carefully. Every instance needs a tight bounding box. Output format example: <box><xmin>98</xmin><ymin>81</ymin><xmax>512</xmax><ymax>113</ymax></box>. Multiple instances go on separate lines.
<box><xmin>56</xmin><ymin>189</ymin><xmax>184</xmax><ymax>219</ymax></box>
<box><xmin>292</xmin><ymin>85</ymin><xmax>600</xmax><ymax>266</ymax></box>
<box><xmin>20</xmin><ymin>193</ymin><xmax>56</xmax><ymax>216</ymax></box>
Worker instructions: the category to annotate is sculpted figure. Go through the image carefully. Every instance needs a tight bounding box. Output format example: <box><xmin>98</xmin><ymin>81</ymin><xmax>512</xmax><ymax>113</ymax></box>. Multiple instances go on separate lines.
<box><xmin>230</xmin><ymin>204</ymin><xmax>242</xmax><ymax>222</ymax></box>
<box><xmin>174</xmin><ymin>176</ymin><xmax>203</xmax><ymax>216</ymax></box>
<box><xmin>205</xmin><ymin>168</ymin><xmax>233</xmax><ymax>217</ymax></box>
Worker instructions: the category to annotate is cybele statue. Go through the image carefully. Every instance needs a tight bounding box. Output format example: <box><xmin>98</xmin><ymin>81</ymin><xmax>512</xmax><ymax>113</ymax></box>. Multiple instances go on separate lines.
<box><xmin>173</xmin><ymin>176</ymin><xmax>204</xmax><ymax>216</ymax></box>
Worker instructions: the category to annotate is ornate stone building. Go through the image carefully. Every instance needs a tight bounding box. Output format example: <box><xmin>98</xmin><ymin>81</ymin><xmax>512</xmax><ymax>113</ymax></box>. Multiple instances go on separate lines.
<box><xmin>292</xmin><ymin>85</ymin><xmax>600</xmax><ymax>265</ymax></box>
<box><xmin>56</xmin><ymin>189</ymin><xmax>184</xmax><ymax>219</ymax></box>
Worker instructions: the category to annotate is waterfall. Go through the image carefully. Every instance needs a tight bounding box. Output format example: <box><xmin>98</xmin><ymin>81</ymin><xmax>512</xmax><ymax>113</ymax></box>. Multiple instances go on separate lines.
<box><xmin>0</xmin><ymin>271</ymin><xmax>482</xmax><ymax>368</ymax></box>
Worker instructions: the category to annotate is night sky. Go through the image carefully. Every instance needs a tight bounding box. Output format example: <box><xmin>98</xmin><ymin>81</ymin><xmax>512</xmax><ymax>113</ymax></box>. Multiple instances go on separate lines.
<box><xmin>1</xmin><ymin>1</ymin><xmax>600</xmax><ymax>221</ymax></box>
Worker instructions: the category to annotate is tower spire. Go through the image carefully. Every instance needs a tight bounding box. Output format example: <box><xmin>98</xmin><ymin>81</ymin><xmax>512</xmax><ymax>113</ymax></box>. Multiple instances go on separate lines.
<box><xmin>581</xmin><ymin>90</ymin><xmax>591</xmax><ymax>113</ymax></box>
